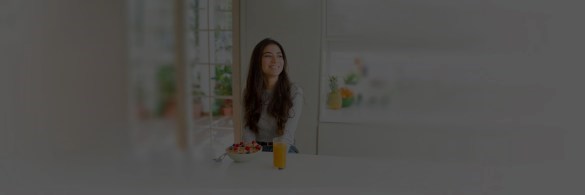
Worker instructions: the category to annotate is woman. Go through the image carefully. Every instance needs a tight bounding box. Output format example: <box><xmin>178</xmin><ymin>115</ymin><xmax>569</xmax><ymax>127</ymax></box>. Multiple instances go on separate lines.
<box><xmin>242</xmin><ymin>38</ymin><xmax>303</xmax><ymax>153</ymax></box>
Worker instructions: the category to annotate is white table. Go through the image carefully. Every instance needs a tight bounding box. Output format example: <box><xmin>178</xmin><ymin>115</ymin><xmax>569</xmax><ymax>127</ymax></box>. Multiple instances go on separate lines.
<box><xmin>1</xmin><ymin>152</ymin><xmax>579</xmax><ymax>194</ymax></box>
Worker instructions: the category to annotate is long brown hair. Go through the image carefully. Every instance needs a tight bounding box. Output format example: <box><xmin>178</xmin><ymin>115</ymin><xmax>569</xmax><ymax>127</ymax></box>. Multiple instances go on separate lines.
<box><xmin>244</xmin><ymin>38</ymin><xmax>293</xmax><ymax>136</ymax></box>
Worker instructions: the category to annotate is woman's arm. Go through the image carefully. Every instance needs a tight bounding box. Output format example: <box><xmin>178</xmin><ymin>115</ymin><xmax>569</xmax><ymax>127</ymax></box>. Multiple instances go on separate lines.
<box><xmin>242</xmin><ymin>126</ymin><xmax>256</xmax><ymax>143</ymax></box>
<box><xmin>281</xmin><ymin>85</ymin><xmax>303</xmax><ymax>145</ymax></box>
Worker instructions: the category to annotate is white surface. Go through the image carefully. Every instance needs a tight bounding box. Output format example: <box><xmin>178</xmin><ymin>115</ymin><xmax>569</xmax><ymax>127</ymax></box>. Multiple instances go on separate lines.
<box><xmin>1</xmin><ymin>152</ymin><xmax>580</xmax><ymax>194</ymax></box>
<box><xmin>318</xmin><ymin>123</ymin><xmax>569</xmax><ymax>164</ymax></box>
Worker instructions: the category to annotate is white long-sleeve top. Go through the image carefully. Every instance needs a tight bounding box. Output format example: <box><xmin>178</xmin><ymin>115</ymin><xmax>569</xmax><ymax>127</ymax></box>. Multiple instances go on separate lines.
<box><xmin>242</xmin><ymin>83</ymin><xmax>303</xmax><ymax>146</ymax></box>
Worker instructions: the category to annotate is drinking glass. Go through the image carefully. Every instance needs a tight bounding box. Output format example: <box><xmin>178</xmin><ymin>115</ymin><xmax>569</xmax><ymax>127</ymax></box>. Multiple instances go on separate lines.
<box><xmin>272</xmin><ymin>137</ymin><xmax>288</xmax><ymax>170</ymax></box>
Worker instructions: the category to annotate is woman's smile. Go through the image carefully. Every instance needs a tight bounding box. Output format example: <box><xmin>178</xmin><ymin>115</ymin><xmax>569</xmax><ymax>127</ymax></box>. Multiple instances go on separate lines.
<box><xmin>261</xmin><ymin>44</ymin><xmax>284</xmax><ymax>77</ymax></box>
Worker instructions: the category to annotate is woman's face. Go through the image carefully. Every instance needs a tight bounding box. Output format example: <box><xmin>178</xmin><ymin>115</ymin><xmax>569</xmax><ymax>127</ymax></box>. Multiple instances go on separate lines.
<box><xmin>261</xmin><ymin>44</ymin><xmax>284</xmax><ymax>78</ymax></box>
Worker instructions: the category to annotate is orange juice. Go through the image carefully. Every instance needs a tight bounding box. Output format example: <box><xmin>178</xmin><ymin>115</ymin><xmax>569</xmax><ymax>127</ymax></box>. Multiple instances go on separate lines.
<box><xmin>273</xmin><ymin>142</ymin><xmax>287</xmax><ymax>169</ymax></box>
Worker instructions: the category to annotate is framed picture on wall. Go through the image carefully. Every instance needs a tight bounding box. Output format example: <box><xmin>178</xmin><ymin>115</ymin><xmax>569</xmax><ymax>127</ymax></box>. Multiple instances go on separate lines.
<box><xmin>320</xmin><ymin>43</ymin><xmax>405</xmax><ymax>124</ymax></box>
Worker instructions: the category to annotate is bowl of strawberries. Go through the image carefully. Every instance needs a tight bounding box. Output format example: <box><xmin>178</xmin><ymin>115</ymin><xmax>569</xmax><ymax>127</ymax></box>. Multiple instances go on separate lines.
<box><xmin>226</xmin><ymin>141</ymin><xmax>263</xmax><ymax>162</ymax></box>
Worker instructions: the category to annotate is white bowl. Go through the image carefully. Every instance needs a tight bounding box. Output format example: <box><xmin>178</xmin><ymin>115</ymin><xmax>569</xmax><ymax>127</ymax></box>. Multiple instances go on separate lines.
<box><xmin>225</xmin><ymin>145</ymin><xmax>263</xmax><ymax>162</ymax></box>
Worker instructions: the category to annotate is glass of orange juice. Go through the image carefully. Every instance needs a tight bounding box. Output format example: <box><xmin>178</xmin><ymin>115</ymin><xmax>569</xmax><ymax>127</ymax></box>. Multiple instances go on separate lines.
<box><xmin>273</xmin><ymin>137</ymin><xmax>288</xmax><ymax>170</ymax></box>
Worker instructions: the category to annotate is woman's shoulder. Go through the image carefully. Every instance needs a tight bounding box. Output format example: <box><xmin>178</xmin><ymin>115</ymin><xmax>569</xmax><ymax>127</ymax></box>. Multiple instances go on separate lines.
<box><xmin>290</xmin><ymin>83</ymin><xmax>303</xmax><ymax>96</ymax></box>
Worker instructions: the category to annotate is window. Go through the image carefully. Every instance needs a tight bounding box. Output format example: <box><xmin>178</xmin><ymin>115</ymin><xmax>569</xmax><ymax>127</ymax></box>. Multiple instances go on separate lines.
<box><xmin>187</xmin><ymin>0</ymin><xmax>240</xmax><ymax>156</ymax></box>
<box><xmin>128</xmin><ymin>0</ymin><xmax>240</xmax><ymax>156</ymax></box>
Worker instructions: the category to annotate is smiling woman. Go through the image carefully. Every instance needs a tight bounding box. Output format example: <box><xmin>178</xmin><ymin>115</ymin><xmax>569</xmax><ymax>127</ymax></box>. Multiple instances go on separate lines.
<box><xmin>242</xmin><ymin>38</ymin><xmax>303</xmax><ymax>153</ymax></box>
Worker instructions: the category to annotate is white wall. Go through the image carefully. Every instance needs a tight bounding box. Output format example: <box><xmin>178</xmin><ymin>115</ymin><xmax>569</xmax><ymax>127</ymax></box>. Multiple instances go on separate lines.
<box><xmin>0</xmin><ymin>0</ymin><xmax>129</xmax><ymax>159</ymax></box>
<box><xmin>319</xmin><ymin>0</ymin><xmax>585</xmax><ymax>164</ymax></box>
<box><xmin>240</xmin><ymin>0</ymin><xmax>321</xmax><ymax>154</ymax></box>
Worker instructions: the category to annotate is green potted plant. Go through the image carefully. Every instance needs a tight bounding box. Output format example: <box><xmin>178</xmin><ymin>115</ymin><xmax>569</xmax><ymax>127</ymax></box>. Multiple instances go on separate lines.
<box><xmin>213</xmin><ymin>65</ymin><xmax>232</xmax><ymax>96</ymax></box>
<box><xmin>222</xmin><ymin>99</ymin><xmax>233</xmax><ymax>116</ymax></box>
<box><xmin>212</xmin><ymin>65</ymin><xmax>233</xmax><ymax>116</ymax></box>
<box><xmin>156</xmin><ymin>65</ymin><xmax>177</xmax><ymax>118</ymax></box>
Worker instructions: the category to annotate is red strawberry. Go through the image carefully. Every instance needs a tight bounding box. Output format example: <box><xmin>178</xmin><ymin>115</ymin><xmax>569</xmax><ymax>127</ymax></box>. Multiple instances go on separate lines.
<box><xmin>245</xmin><ymin>146</ymin><xmax>250</xmax><ymax>151</ymax></box>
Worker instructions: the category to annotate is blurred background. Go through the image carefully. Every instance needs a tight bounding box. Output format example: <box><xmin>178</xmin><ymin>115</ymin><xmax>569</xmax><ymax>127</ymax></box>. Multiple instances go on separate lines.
<box><xmin>2</xmin><ymin>0</ymin><xmax>584</xmax><ymax>171</ymax></box>
<box><xmin>1</xmin><ymin>0</ymin><xmax>240</xmax><ymax>161</ymax></box>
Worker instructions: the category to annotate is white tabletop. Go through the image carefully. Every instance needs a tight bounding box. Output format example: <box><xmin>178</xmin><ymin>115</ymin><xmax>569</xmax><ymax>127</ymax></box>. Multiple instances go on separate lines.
<box><xmin>1</xmin><ymin>152</ymin><xmax>580</xmax><ymax>194</ymax></box>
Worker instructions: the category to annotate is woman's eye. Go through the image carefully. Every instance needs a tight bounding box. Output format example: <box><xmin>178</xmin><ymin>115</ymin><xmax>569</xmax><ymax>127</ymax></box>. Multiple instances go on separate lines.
<box><xmin>278</xmin><ymin>55</ymin><xmax>283</xmax><ymax>58</ymax></box>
